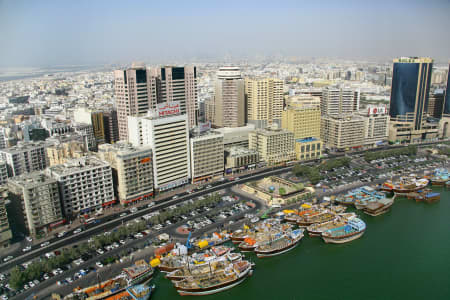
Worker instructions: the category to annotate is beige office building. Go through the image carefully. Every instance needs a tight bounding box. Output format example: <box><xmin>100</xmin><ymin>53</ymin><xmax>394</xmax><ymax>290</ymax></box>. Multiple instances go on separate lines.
<box><xmin>321</xmin><ymin>115</ymin><xmax>365</xmax><ymax>150</ymax></box>
<box><xmin>245</xmin><ymin>78</ymin><xmax>284</xmax><ymax>128</ymax></box>
<box><xmin>215</xmin><ymin>124</ymin><xmax>256</xmax><ymax>148</ymax></box>
<box><xmin>98</xmin><ymin>142</ymin><xmax>153</xmax><ymax>205</ymax></box>
<box><xmin>7</xmin><ymin>172</ymin><xmax>63</xmax><ymax>236</ymax></box>
<box><xmin>362</xmin><ymin>108</ymin><xmax>390</xmax><ymax>147</ymax></box>
<box><xmin>282</xmin><ymin>95</ymin><xmax>321</xmax><ymax>139</ymax></box>
<box><xmin>128</xmin><ymin>110</ymin><xmax>191</xmax><ymax>192</ymax></box>
<box><xmin>249</xmin><ymin>126</ymin><xmax>295</xmax><ymax>165</ymax></box>
<box><xmin>0</xmin><ymin>187</ymin><xmax>12</xmax><ymax>247</ymax></box>
<box><xmin>190</xmin><ymin>130</ymin><xmax>224</xmax><ymax>183</ymax></box>
<box><xmin>213</xmin><ymin>67</ymin><xmax>245</xmax><ymax>128</ymax></box>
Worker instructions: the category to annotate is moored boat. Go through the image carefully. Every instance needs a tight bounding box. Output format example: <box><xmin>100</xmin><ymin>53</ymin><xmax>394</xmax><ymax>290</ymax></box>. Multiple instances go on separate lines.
<box><xmin>296</xmin><ymin>212</ymin><xmax>335</xmax><ymax>227</ymax></box>
<box><xmin>363</xmin><ymin>198</ymin><xmax>394</xmax><ymax>216</ymax></box>
<box><xmin>306</xmin><ymin>213</ymin><xmax>356</xmax><ymax>237</ymax></box>
<box><xmin>254</xmin><ymin>229</ymin><xmax>304</xmax><ymax>258</ymax></box>
<box><xmin>321</xmin><ymin>217</ymin><xmax>366</xmax><ymax>244</ymax></box>
<box><xmin>173</xmin><ymin>260</ymin><xmax>253</xmax><ymax>296</ymax></box>
<box><xmin>122</xmin><ymin>260</ymin><xmax>154</xmax><ymax>286</ymax></box>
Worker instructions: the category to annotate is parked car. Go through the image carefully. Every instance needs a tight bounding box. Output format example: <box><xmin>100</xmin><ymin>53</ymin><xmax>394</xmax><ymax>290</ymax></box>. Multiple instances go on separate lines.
<box><xmin>73</xmin><ymin>228</ymin><xmax>83</xmax><ymax>234</ymax></box>
<box><xmin>96</xmin><ymin>261</ymin><xmax>104</xmax><ymax>268</ymax></box>
<box><xmin>22</xmin><ymin>246</ymin><xmax>32</xmax><ymax>252</ymax></box>
<box><xmin>119</xmin><ymin>212</ymin><xmax>127</xmax><ymax>217</ymax></box>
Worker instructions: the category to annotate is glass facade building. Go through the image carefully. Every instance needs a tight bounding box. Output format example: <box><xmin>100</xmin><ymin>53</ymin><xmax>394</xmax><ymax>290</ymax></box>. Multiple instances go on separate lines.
<box><xmin>389</xmin><ymin>57</ymin><xmax>433</xmax><ymax>130</ymax></box>
<box><xmin>445</xmin><ymin>64</ymin><xmax>450</xmax><ymax>115</ymax></box>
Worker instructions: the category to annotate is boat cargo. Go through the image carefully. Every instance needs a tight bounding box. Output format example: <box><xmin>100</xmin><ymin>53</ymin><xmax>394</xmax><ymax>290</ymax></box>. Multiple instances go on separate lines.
<box><xmin>321</xmin><ymin>217</ymin><xmax>366</xmax><ymax>244</ymax></box>
<box><xmin>254</xmin><ymin>229</ymin><xmax>304</xmax><ymax>258</ymax></box>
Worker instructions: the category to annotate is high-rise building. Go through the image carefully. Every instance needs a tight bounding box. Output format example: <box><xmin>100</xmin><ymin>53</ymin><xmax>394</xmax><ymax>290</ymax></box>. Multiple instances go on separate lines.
<box><xmin>282</xmin><ymin>95</ymin><xmax>321</xmax><ymax>140</ymax></box>
<box><xmin>97</xmin><ymin>142</ymin><xmax>153</xmax><ymax>205</ymax></box>
<box><xmin>213</xmin><ymin>67</ymin><xmax>245</xmax><ymax>128</ymax></box>
<box><xmin>46</xmin><ymin>156</ymin><xmax>114</xmax><ymax>218</ymax></box>
<box><xmin>282</xmin><ymin>95</ymin><xmax>323</xmax><ymax>160</ymax></box>
<box><xmin>190</xmin><ymin>127</ymin><xmax>224</xmax><ymax>183</ymax></box>
<box><xmin>103</xmin><ymin>109</ymin><xmax>119</xmax><ymax>144</ymax></box>
<box><xmin>245</xmin><ymin>78</ymin><xmax>284</xmax><ymax>128</ymax></box>
<box><xmin>388</xmin><ymin>57</ymin><xmax>438</xmax><ymax>142</ymax></box>
<box><xmin>7</xmin><ymin>172</ymin><xmax>63</xmax><ymax>236</ymax></box>
<box><xmin>321</xmin><ymin>115</ymin><xmax>365</xmax><ymax>151</ymax></box>
<box><xmin>150</xmin><ymin>66</ymin><xmax>198</xmax><ymax>129</ymax></box>
<box><xmin>444</xmin><ymin>64</ymin><xmax>450</xmax><ymax>116</ymax></box>
<box><xmin>114</xmin><ymin>64</ymin><xmax>158</xmax><ymax>141</ymax></box>
<box><xmin>389</xmin><ymin>57</ymin><xmax>433</xmax><ymax>130</ymax></box>
<box><xmin>427</xmin><ymin>90</ymin><xmax>445</xmax><ymax>119</ymax></box>
<box><xmin>128</xmin><ymin>102</ymin><xmax>191</xmax><ymax>192</ymax></box>
<box><xmin>115</xmin><ymin>65</ymin><xmax>199</xmax><ymax>140</ymax></box>
<box><xmin>249</xmin><ymin>126</ymin><xmax>295</xmax><ymax>165</ymax></box>
<box><xmin>361</xmin><ymin>106</ymin><xmax>390</xmax><ymax>147</ymax></box>
<box><xmin>321</xmin><ymin>87</ymin><xmax>359</xmax><ymax>116</ymax></box>
<box><xmin>74</xmin><ymin>107</ymin><xmax>106</xmax><ymax>144</ymax></box>
<box><xmin>0</xmin><ymin>187</ymin><xmax>12</xmax><ymax>247</ymax></box>
<box><xmin>0</xmin><ymin>141</ymin><xmax>48</xmax><ymax>177</ymax></box>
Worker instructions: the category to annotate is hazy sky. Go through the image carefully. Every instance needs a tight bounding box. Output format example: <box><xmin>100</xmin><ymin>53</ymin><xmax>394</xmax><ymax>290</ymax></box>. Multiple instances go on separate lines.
<box><xmin>1</xmin><ymin>0</ymin><xmax>449</xmax><ymax>67</ymax></box>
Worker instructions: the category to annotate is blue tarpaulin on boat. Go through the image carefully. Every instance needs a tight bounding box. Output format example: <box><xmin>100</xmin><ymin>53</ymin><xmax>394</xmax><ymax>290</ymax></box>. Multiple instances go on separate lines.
<box><xmin>426</xmin><ymin>193</ymin><xmax>440</xmax><ymax>198</ymax></box>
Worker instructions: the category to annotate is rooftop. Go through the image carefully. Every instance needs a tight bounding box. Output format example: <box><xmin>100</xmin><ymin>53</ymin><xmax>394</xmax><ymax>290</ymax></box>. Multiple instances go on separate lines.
<box><xmin>48</xmin><ymin>156</ymin><xmax>109</xmax><ymax>175</ymax></box>
<box><xmin>8</xmin><ymin>171</ymin><xmax>56</xmax><ymax>188</ymax></box>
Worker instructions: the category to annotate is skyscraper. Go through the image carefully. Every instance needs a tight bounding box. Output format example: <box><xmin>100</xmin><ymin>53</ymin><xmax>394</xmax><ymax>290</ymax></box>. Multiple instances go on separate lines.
<box><xmin>245</xmin><ymin>78</ymin><xmax>284</xmax><ymax>128</ymax></box>
<box><xmin>213</xmin><ymin>67</ymin><xmax>245</xmax><ymax>128</ymax></box>
<box><xmin>114</xmin><ymin>64</ymin><xmax>198</xmax><ymax>141</ymax></box>
<box><xmin>149</xmin><ymin>66</ymin><xmax>198</xmax><ymax>129</ymax></box>
<box><xmin>114</xmin><ymin>64</ymin><xmax>157</xmax><ymax>141</ymax></box>
<box><xmin>389</xmin><ymin>57</ymin><xmax>433</xmax><ymax>130</ymax></box>
<box><xmin>444</xmin><ymin>64</ymin><xmax>450</xmax><ymax>116</ymax></box>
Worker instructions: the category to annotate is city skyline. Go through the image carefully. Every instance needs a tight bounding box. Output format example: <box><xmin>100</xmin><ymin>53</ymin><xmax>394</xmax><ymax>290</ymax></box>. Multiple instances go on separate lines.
<box><xmin>1</xmin><ymin>0</ymin><xmax>450</xmax><ymax>67</ymax></box>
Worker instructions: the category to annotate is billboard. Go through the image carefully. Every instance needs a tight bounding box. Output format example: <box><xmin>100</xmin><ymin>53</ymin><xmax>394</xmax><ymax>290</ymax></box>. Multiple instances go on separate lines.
<box><xmin>367</xmin><ymin>106</ymin><xmax>387</xmax><ymax>116</ymax></box>
<box><xmin>157</xmin><ymin>101</ymin><xmax>181</xmax><ymax>117</ymax></box>
<box><xmin>198</xmin><ymin>121</ymin><xmax>211</xmax><ymax>133</ymax></box>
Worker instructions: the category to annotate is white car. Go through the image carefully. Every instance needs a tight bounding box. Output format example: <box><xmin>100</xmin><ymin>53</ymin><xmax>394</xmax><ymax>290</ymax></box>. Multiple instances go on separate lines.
<box><xmin>25</xmin><ymin>236</ymin><xmax>33</xmax><ymax>242</ymax></box>
<box><xmin>40</xmin><ymin>241</ymin><xmax>50</xmax><ymax>248</ymax></box>
<box><xmin>57</xmin><ymin>231</ymin><xmax>67</xmax><ymax>238</ymax></box>
<box><xmin>22</xmin><ymin>246</ymin><xmax>32</xmax><ymax>252</ymax></box>
<box><xmin>147</xmin><ymin>202</ymin><xmax>155</xmax><ymax>207</ymax></box>
<box><xmin>134</xmin><ymin>233</ymin><xmax>144</xmax><ymax>239</ymax></box>
<box><xmin>43</xmin><ymin>274</ymin><xmax>50</xmax><ymax>280</ymax></box>
<box><xmin>119</xmin><ymin>212</ymin><xmax>127</xmax><ymax>217</ymax></box>
<box><xmin>73</xmin><ymin>228</ymin><xmax>82</xmax><ymax>234</ymax></box>
<box><xmin>97</xmin><ymin>249</ymin><xmax>105</xmax><ymax>255</ymax></box>
<box><xmin>96</xmin><ymin>261</ymin><xmax>104</xmax><ymax>268</ymax></box>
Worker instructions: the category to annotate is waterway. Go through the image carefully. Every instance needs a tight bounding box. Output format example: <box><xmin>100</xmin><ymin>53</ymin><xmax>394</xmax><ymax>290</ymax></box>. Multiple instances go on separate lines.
<box><xmin>151</xmin><ymin>187</ymin><xmax>450</xmax><ymax>300</ymax></box>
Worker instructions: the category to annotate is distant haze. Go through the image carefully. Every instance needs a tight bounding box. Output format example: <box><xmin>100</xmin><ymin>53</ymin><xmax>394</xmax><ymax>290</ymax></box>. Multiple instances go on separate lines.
<box><xmin>1</xmin><ymin>0</ymin><xmax>449</xmax><ymax>67</ymax></box>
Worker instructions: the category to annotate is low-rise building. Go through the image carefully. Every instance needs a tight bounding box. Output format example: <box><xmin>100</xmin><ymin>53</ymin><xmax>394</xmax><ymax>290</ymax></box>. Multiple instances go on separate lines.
<box><xmin>46</xmin><ymin>135</ymin><xmax>88</xmax><ymax>166</ymax></box>
<box><xmin>0</xmin><ymin>141</ymin><xmax>48</xmax><ymax>177</ymax></box>
<box><xmin>7</xmin><ymin>172</ymin><xmax>63</xmax><ymax>236</ymax></box>
<box><xmin>190</xmin><ymin>129</ymin><xmax>224</xmax><ymax>183</ymax></box>
<box><xmin>224</xmin><ymin>146</ymin><xmax>259</xmax><ymax>174</ymax></box>
<box><xmin>295</xmin><ymin>137</ymin><xmax>323</xmax><ymax>161</ymax></box>
<box><xmin>249</xmin><ymin>126</ymin><xmax>295</xmax><ymax>165</ymax></box>
<box><xmin>97</xmin><ymin>142</ymin><xmax>154</xmax><ymax>205</ymax></box>
<box><xmin>46</xmin><ymin>156</ymin><xmax>114</xmax><ymax>218</ymax></box>
<box><xmin>215</xmin><ymin>124</ymin><xmax>256</xmax><ymax>148</ymax></box>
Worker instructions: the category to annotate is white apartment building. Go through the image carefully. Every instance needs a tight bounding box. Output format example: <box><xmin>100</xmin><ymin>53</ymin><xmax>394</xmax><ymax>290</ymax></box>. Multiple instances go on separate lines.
<box><xmin>97</xmin><ymin>142</ymin><xmax>154</xmax><ymax>205</ymax></box>
<box><xmin>190</xmin><ymin>130</ymin><xmax>224</xmax><ymax>183</ymax></box>
<box><xmin>7</xmin><ymin>171</ymin><xmax>63</xmax><ymax>236</ymax></box>
<box><xmin>128</xmin><ymin>104</ymin><xmax>191</xmax><ymax>192</ymax></box>
<box><xmin>0</xmin><ymin>141</ymin><xmax>48</xmax><ymax>177</ymax></box>
<box><xmin>321</xmin><ymin>87</ymin><xmax>360</xmax><ymax>116</ymax></box>
<box><xmin>0</xmin><ymin>161</ymin><xmax>8</xmax><ymax>185</ymax></box>
<box><xmin>321</xmin><ymin>115</ymin><xmax>365</xmax><ymax>150</ymax></box>
<box><xmin>46</xmin><ymin>156</ymin><xmax>114</xmax><ymax>218</ymax></box>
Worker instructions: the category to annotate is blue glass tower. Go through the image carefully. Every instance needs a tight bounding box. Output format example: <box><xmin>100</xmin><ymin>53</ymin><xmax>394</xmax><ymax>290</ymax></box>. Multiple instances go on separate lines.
<box><xmin>389</xmin><ymin>57</ymin><xmax>433</xmax><ymax>130</ymax></box>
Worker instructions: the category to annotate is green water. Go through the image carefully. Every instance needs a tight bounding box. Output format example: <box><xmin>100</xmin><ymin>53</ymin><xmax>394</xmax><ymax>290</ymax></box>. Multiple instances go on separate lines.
<box><xmin>151</xmin><ymin>188</ymin><xmax>450</xmax><ymax>300</ymax></box>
